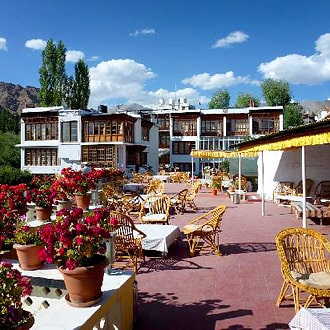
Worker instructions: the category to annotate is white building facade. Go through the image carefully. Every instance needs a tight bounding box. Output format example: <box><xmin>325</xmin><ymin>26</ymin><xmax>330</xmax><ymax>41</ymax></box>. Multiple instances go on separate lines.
<box><xmin>18</xmin><ymin>106</ymin><xmax>158</xmax><ymax>175</ymax></box>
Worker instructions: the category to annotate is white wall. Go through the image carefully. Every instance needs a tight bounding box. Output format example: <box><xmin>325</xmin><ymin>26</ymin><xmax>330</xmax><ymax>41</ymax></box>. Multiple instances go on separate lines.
<box><xmin>258</xmin><ymin>144</ymin><xmax>330</xmax><ymax>200</ymax></box>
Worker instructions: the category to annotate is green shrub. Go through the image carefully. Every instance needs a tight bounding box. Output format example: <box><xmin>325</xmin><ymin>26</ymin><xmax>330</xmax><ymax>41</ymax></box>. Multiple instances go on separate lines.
<box><xmin>0</xmin><ymin>166</ymin><xmax>32</xmax><ymax>185</ymax></box>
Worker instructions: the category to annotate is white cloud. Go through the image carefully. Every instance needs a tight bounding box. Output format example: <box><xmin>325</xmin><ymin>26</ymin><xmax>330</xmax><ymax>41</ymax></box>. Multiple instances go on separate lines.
<box><xmin>66</xmin><ymin>50</ymin><xmax>85</xmax><ymax>63</ymax></box>
<box><xmin>182</xmin><ymin>71</ymin><xmax>259</xmax><ymax>90</ymax></box>
<box><xmin>88</xmin><ymin>58</ymin><xmax>156</xmax><ymax>107</ymax></box>
<box><xmin>0</xmin><ymin>37</ymin><xmax>8</xmax><ymax>51</ymax></box>
<box><xmin>25</xmin><ymin>39</ymin><xmax>47</xmax><ymax>50</ymax></box>
<box><xmin>258</xmin><ymin>33</ymin><xmax>330</xmax><ymax>85</ymax></box>
<box><xmin>130</xmin><ymin>28</ymin><xmax>155</xmax><ymax>37</ymax></box>
<box><xmin>212</xmin><ymin>31</ymin><xmax>249</xmax><ymax>48</ymax></box>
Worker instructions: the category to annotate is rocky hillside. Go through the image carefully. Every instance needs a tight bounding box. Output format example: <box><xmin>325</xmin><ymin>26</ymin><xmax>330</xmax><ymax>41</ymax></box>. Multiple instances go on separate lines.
<box><xmin>0</xmin><ymin>82</ymin><xmax>39</xmax><ymax>114</ymax></box>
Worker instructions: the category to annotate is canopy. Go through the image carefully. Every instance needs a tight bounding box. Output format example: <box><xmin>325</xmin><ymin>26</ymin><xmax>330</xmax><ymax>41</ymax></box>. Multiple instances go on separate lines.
<box><xmin>236</xmin><ymin>119</ymin><xmax>330</xmax><ymax>227</ymax></box>
<box><xmin>190</xmin><ymin>149</ymin><xmax>258</xmax><ymax>158</ymax></box>
<box><xmin>237</xmin><ymin>119</ymin><xmax>330</xmax><ymax>153</ymax></box>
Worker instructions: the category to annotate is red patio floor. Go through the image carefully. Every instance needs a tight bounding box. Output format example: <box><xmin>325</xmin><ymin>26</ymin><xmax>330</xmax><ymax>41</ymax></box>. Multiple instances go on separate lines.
<box><xmin>131</xmin><ymin>183</ymin><xmax>330</xmax><ymax>330</ymax></box>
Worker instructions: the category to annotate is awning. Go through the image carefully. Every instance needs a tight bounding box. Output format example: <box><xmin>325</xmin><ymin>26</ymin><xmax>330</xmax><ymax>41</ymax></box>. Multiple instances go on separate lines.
<box><xmin>236</xmin><ymin>119</ymin><xmax>330</xmax><ymax>153</ymax></box>
<box><xmin>190</xmin><ymin>149</ymin><xmax>258</xmax><ymax>158</ymax></box>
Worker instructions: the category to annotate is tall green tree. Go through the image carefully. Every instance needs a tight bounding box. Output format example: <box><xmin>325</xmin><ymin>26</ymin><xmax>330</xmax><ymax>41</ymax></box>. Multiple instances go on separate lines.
<box><xmin>0</xmin><ymin>132</ymin><xmax>20</xmax><ymax>168</ymax></box>
<box><xmin>70</xmin><ymin>59</ymin><xmax>90</xmax><ymax>109</ymax></box>
<box><xmin>283</xmin><ymin>103</ymin><xmax>304</xmax><ymax>129</ymax></box>
<box><xmin>209</xmin><ymin>89</ymin><xmax>230</xmax><ymax>109</ymax></box>
<box><xmin>235</xmin><ymin>93</ymin><xmax>260</xmax><ymax>107</ymax></box>
<box><xmin>39</xmin><ymin>39</ymin><xmax>67</xmax><ymax>106</ymax></box>
<box><xmin>260</xmin><ymin>78</ymin><xmax>291</xmax><ymax>106</ymax></box>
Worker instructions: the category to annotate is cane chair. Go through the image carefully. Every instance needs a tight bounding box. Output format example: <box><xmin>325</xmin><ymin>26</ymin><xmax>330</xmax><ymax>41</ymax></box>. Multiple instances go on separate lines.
<box><xmin>170</xmin><ymin>188</ymin><xmax>188</xmax><ymax>214</ymax></box>
<box><xmin>111</xmin><ymin>211</ymin><xmax>146</xmax><ymax>273</ymax></box>
<box><xmin>185</xmin><ymin>181</ymin><xmax>200</xmax><ymax>211</ymax></box>
<box><xmin>138</xmin><ymin>194</ymin><xmax>171</xmax><ymax>225</ymax></box>
<box><xmin>314</xmin><ymin>181</ymin><xmax>330</xmax><ymax>204</ymax></box>
<box><xmin>183</xmin><ymin>204</ymin><xmax>226</xmax><ymax>256</ymax></box>
<box><xmin>146</xmin><ymin>179</ymin><xmax>164</xmax><ymax>195</ymax></box>
<box><xmin>275</xmin><ymin>227</ymin><xmax>330</xmax><ymax>313</ymax></box>
<box><xmin>294</xmin><ymin>178</ymin><xmax>314</xmax><ymax>196</ymax></box>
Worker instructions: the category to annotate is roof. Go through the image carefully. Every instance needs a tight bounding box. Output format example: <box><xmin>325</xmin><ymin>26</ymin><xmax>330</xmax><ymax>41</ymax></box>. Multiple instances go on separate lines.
<box><xmin>235</xmin><ymin>118</ymin><xmax>330</xmax><ymax>152</ymax></box>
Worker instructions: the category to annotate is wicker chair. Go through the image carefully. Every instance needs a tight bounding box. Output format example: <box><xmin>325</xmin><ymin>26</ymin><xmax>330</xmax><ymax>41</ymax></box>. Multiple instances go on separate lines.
<box><xmin>275</xmin><ymin>227</ymin><xmax>330</xmax><ymax>313</ymax></box>
<box><xmin>170</xmin><ymin>188</ymin><xmax>188</xmax><ymax>214</ymax></box>
<box><xmin>183</xmin><ymin>204</ymin><xmax>226</xmax><ymax>256</ymax></box>
<box><xmin>314</xmin><ymin>181</ymin><xmax>330</xmax><ymax>204</ymax></box>
<box><xmin>185</xmin><ymin>181</ymin><xmax>200</xmax><ymax>211</ymax></box>
<box><xmin>146</xmin><ymin>179</ymin><xmax>164</xmax><ymax>195</ymax></box>
<box><xmin>138</xmin><ymin>194</ymin><xmax>171</xmax><ymax>225</ymax></box>
<box><xmin>111</xmin><ymin>211</ymin><xmax>146</xmax><ymax>273</ymax></box>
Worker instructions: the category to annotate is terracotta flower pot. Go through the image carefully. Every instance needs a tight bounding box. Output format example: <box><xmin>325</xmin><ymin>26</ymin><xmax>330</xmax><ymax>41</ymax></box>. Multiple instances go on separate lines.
<box><xmin>74</xmin><ymin>193</ymin><xmax>91</xmax><ymax>210</ymax></box>
<box><xmin>35</xmin><ymin>206</ymin><xmax>53</xmax><ymax>221</ymax></box>
<box><xmin>13</xmin><ymin>244</ymin><xmax>44</xmax><ymax>270</ymax></box>
<box><xmin>58</xmin><ymin>255</ymin><xmax>108</xmax><ymax>307</ymax></box>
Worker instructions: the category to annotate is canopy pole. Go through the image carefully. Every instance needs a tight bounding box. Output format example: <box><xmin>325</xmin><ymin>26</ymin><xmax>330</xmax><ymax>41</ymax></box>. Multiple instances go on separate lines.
<box><xmin>238</xmin><ymin>155</ymin><xmax>242</xmax><ymax>192</ymax></box>
<box><xmin>191</xmin><ymin>156</ymin><xmax>194</xmax><ymax>183</ymax></box>
<box><xmin>261</xmin><ymin>151</ymin><xmax>265</xmax><ymax>216</ymax></box>
<box><xmin>302</xmin><ymin>146</ymin><xmax>307</xmax><ymax>228</ymax></box>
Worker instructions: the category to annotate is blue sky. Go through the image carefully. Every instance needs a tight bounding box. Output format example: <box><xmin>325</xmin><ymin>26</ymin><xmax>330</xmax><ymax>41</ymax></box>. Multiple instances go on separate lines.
<box><xmin>1</xmin><ymin>0</ymin><xmax>330</xmax><ymax>109</ymax></box>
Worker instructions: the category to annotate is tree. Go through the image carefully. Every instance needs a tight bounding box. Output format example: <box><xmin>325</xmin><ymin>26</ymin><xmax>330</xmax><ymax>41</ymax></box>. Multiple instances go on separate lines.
<box><xmin>0</xmin><ymin>132</ymin><xmax>20</xmax><ymax>168</ymax></box>
<box><xmin>260</xmin><ymin>78</ymin><xmax>291</xmax><ymax>106</ymax></box>
<box><xmin>283</xmin><ymin>103</ymin><xmax>304</xmax><ymax>129</ymax></box>
<box><xmin>235</xmin><ymin>93</ymin><xmax>260</xmax><ymax>107</ymax></box>
<box><xmin>209</xmin><ymin>89</ymin><xmax>230</xmax><ymax>109</ymax></box>
<box><xmin>70</xmin><ymin>59</ymin><xmax>90</xmax><ymax>109</ymax></box>
<box><xmin>39</xmin><ymin>39</ymin><xmax>67</xmax><ymax>106</ymax></box>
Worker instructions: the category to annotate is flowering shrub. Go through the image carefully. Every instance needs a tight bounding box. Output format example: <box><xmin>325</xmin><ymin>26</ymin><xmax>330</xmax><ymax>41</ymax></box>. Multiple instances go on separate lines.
<box><xmin>89</xmin><ymin>168</ymin><xmax>125</xmax><ymax>180</ymax></box>
<box><xmin>0</xmin><ymin>261</ymin><xmax>33</xmax><ymax>328</ymax></box>
<box><xmin>39</xmin><ymin>207</ymin><xmax>117</xmax><ymax>270</ymax></box>
<box><xmin>0</xmin><ymin>183</ymin><xmax>28</xmax><ymax>215</ymax></box>
<box><xmin>12</xmin><ymin>216</ymin><xmax>43</xmax><ymax>245</ymax></box>
<box><xmin>55</xmin><ymin>168</ymin><xmax>96</xmax><ymax>196</ymax></box>
<box><xmin>30</xmin><ymin>174</ymin><xmax>55</xmax><ymax>189</ymax></box>
<box><xmin>27</xmin><ymin>188</ymin><xmax>57</xmax><ymax>208</ymax></box>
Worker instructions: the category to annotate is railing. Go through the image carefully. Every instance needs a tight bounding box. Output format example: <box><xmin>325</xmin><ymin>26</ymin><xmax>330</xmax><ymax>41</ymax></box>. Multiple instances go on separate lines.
<box><xmin>11</xmin><ymin>260</ymin><xmax>135</xmax><ymax>330</ymax></box>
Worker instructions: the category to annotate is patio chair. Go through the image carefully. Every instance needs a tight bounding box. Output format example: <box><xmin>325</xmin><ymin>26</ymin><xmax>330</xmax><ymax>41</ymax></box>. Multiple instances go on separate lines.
<box><xmin>170</xmin><ymin>188</ymin><xmax>188</xmax><ymax>214</ymax></box>
<box><xmin>111</xmin><ymin>211</ymin><xmax>146</xmax><ymax>273</ymax></box>
<box><xmin>314</xmin><ymin>181</ymin><xmax>330</xmax><ymax>204</ymax></box>
<box><xmin>185</xmin><ymin>181</ymin><xmax>200</xmax><ymax>211</ymax></box>
<box><xmin>183</xmin><ymin>204</ymin><xmax>226</xmax><ymax>256</ymax></box>
<box><xmin>294</xmin><ymin>178</ymin><xmax>314</xmax><ymax>196</ymax></box>
<box><xmin>146</xmin><ymin>179</ymin><xmax>164</xmax><ymax>195</ymax></box>
<box><xmin>138</xmin><ymin>194</ymin><xmax>171</xmax><ymax>224</ymax></box>
<box><xmin>275</xmin><ymin>227</ymin><xmax>330</xmax><ymax>313</ymax></box>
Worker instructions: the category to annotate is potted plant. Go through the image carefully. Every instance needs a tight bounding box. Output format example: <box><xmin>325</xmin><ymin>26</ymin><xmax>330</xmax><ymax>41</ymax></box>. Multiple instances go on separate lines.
<box><xmin>0</xmin><ymin>260</ymin><xmax>34</xmax><ymax>329</ymax></box>
<box><xmin>27</xmin><ymin>187</ymin><xmax>57</xmax><ymax>221</ymax></box>
<box><xmin>211</xmin><ymin>180</ymin><xmax>221</xmax><ymax>196</ymax></box>
<box><xmin>12</xmin><ymin>216</ymin><xmax>44</xmax><ymax>270</ymax></box>
<box><xmin>38</xmin><ymin>207</ymin><xmax>117</xmax><ymax>307</ymax></box>
<box><xmin>56</xmin><ymin>168</ymin><xmax>96</xmax><ymax>209</ymax></box>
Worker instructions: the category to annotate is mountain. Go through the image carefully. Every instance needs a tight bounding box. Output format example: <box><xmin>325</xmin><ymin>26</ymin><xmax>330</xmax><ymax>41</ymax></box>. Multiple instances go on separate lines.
<box><xmin>0</xmin><ymin>82</ymin><xmax>39</xmax><ymax>114</ymax></box>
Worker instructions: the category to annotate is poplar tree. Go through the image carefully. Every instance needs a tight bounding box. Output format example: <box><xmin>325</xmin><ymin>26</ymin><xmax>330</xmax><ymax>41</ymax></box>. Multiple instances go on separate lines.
<box><xmin>39</xmin><ymin>39</ymin><xmax>67</xmax><ymax>106</ymax></box>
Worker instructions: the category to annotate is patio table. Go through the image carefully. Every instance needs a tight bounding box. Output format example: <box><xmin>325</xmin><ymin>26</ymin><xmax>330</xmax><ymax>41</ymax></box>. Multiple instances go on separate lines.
<box><xmin>135</xmin><ymin>224</ymin><xmax>181</xmax><ymax>256</ymax></box>
<box><xmin>289</xmin><ymin>307</ymin><xmax>330</xmax><ymax>330</ymax></box>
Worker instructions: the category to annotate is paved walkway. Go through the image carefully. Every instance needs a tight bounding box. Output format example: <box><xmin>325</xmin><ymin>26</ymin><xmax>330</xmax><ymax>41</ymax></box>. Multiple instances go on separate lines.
<box><xmin>132</xmin><ymin>183</ymin><xmax>330</xmax><ymax>330</ymax></box>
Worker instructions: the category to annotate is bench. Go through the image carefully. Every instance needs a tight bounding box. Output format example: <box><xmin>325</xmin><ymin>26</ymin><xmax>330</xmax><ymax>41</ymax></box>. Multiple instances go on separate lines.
<box><xmin>292</xmin><ymin>201</ymin><xmax>323</xmax><ymax>223</ymax></box>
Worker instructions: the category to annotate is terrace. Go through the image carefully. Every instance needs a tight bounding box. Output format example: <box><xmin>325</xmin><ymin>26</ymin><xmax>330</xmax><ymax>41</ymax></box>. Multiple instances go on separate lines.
<box><xmin>8</xmin><ymin>182</ymin><xmax>330</xmax><ymax>329</ymax></box>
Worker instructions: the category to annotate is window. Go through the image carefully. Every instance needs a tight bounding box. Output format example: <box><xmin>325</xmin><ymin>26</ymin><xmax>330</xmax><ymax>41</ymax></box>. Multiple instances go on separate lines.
<box><xmin>201</xmin><ymin>120</ymin><xmax>223</xmax><ymax>136</ymax></box>
<box><xmin>24</xmin><ymin>118</ymin><xmax>58</xmax><ymax>141</ymax></box>
<box><xmin>141</xmin><ymin>126</ymin><xmax>149</xmax><ymax>141</ymax></box>
<box><xmin>25</xmin><ymin>148</ymin><xmax>59</xmax><ymax>166</ymax></box>
<box><xmin>173</xmin><ymin>118</ymin><xmax>197</xmax><ymax>136</ymax></box>
<box><xmin>82</xmin><ymin>145</ymin><xmax>115</xmax><ymax>166</ymax></box>
<box><xmin>172</xmin><ymin>141</ymin><xmax>195</xmax><ymax>154</ymax></box>
<box><xmin>61</xmin><ymin>121</ymin><xmax>78</xmax><ymax>142</ymax></box>
<box><xmin>159</xmin><ymin>132</ymin><xmax>170</xmax><ymax>148</ymax></box>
